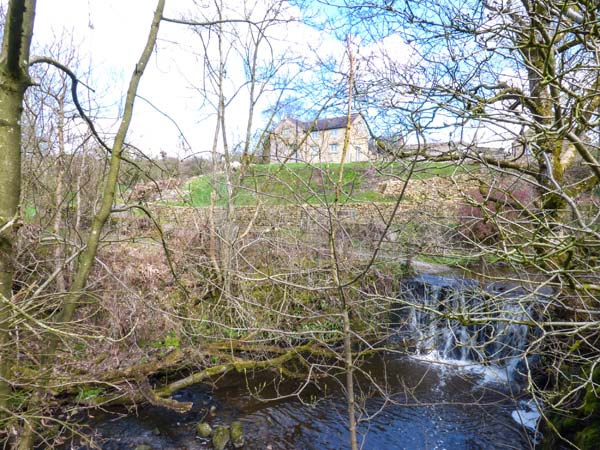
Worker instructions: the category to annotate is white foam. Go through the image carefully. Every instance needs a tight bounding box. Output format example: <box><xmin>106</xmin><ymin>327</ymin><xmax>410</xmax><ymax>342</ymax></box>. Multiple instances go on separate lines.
<box><xmin>511</xmin><ymin>399</ymin><xmax>541</xmax><ymax>431</ymax></box>
<box><xmin>472</xmin><ymin>364</ymin><xmax>511</xmax><ymax>385</ymax></box>
<box><xmin>409</xmin><ymin>352</ymin><xmax>512</xmax><ymax>385</ymax></box>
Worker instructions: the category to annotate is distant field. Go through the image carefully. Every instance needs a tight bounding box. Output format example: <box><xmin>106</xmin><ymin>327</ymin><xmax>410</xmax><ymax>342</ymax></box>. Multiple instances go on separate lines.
<box><xmin>185</xmin><ymin>161</ymin><xmax>472</xmax><ymax>207</ymax></box>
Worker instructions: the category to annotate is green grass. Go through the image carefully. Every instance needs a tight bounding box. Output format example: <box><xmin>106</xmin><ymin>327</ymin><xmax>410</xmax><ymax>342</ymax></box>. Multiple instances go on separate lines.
<box><xmin>150</xmin><ymin>331</ymin><xmax>180</xmax><ymax>349</ymax></box>
<box><xmin>416</xmin><ymin>254</ymin><xmax>477</xmax><ymax>266</ymax></box>
<box><xmin>24</xmin><ymin>205</ymin><xmax>37</xmax><ymax>218</ymax></box>
<box><xmin>77</xmin><ymin>387</ymin><xmax>104</xmax><ymax>401</ymax></box>
<box><xmin>184</xmin><ymin>161</ymin><xmax>471</xmax><ymax>207</ymax></box>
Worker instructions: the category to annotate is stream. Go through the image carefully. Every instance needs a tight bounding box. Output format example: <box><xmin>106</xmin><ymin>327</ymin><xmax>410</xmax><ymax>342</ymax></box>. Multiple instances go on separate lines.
<box><xmin>68</xmin><ymin>274</ymin><xmax>543</xmax><ymax>449</ymax></box>
<box><xmin>69</xmin><ymin>353</ymin><xmax>539</xmax><ymax>449</ymax></box>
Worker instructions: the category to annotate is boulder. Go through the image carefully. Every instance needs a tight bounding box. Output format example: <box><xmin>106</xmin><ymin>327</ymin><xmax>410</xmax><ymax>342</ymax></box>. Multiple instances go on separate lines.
<box><xmin>197</xmin><ymin>422</ymin><xmax>212</xmax><ymax>438</ymax></box>
<box><xmin>230</xmin><ymin>420</ymin><xmax>244</xmax><ymax>448</ymax></box>
<box><xmin>212</xmin><ymin>425</ymin><xmax>230</xmax><ymax>450</ymax></box>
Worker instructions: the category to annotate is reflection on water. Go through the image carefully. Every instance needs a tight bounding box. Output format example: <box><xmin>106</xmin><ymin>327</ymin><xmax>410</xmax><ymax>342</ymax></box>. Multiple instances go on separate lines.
<box><xmin>73</xmin><ymin>353</ymin><xmax>538</xmax><ymax>450</ymax></box>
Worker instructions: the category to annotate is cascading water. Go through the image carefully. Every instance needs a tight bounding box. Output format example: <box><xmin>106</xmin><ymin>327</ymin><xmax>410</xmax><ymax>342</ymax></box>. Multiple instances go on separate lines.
<box><xmin>395</xmin><ymin>274</ymin><xmax>548</xmax><ymax>384</ymax></box>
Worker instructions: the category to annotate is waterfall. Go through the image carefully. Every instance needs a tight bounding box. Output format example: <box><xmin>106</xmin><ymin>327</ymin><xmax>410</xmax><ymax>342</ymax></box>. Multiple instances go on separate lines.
<box><xmin>394</xmin><ymin>274</ymin><xmax>547</xmax><ymax>383</ymax></box>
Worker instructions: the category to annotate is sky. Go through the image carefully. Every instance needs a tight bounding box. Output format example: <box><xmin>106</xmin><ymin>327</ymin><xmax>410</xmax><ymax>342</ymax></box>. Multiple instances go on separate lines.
<box><xmin>32</xmin><ymin>0</ymin><xmax>224</xmax><ymax>158</ymax></box>
<box><xmin>28</xmin><ymin>0</ymin><xmax>353</xmax><ymax>158</ymax></box>
<box><xmin>17</xmin><ymin>0</ymin><xmax>510</xmax><ymax>158</ymax></box>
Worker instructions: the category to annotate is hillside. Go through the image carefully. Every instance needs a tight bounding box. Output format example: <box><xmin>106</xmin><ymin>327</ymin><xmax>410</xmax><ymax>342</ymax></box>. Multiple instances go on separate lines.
<box><xmin>183</xmin><ymin>161</ymin><xmax>475</xmax><ymax>207</ymax></box>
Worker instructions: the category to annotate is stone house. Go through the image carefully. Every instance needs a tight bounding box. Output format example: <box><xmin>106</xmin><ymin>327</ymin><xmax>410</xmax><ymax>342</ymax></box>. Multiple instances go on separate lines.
<box><xmin>269</xmin><ymin>114</ymin><xmax>370</xmax><ymax>164</ymax></box>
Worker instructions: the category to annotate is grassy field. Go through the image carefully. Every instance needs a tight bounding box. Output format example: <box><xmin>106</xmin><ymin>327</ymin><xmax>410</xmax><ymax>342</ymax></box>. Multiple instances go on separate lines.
<box><xmin>185</xmin><ymin>161</ymin><xmax>471</xmax><ymax>207</ymax></box>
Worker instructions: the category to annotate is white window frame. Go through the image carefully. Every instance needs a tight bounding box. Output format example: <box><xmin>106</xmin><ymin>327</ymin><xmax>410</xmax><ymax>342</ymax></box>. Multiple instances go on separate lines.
<box><xmin>330</xmin><ymin>143</ymin><xmax>338</xmax><ymax>154</ymax></box>
<box><xmin>310</xmin><ymin>145</ymin><xmax>319</xmax><ymax>156</ymax></box>
<box><xmin>311</xmin><ymin>130</ymin><xmax>319</xmax><ymax>140</ymax></box>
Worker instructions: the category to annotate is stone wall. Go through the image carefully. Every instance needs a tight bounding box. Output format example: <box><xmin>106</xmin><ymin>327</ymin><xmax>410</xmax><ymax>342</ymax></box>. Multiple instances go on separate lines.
<box><xmin>378</xmin><ymin>175</ymin><xmax>470</xmax><ymax>203</ymax></box>
<box><xmin>145</xmin><ymin>196</ymin><xmax>459</xmax><ymax>233</ymax></box>
<box><xmin>117</xmin><ymin>174</ymin><xmax>470</xmax><ymax>246</ymax></box>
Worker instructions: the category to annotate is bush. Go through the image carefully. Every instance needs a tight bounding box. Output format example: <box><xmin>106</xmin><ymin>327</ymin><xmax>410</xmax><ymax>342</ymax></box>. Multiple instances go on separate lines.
<box><xmin>458</xmin><ymin>178</ymin><xmax>538</xmax><ymax>245</ymax></box>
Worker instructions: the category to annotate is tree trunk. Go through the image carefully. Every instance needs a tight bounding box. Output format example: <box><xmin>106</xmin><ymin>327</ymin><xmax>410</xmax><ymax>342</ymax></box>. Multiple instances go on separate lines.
<box><xmin>58</xmin><ymin>0</ymin><xmax>166</xmax><ymax>324</ymax></box>
<box><xmin>329</xmin><ymin>37</ymin><xmax>358</xmax><ymax>450</ymax></box>
<box><xmin>52</xmin><ymin>83</ymin><xmax>67</xmax><ymax>293</ymax></box>
<box><xmin>0</xmin><ymin>0</ymin><xmax>36</xmax><ymax>414</ymax></box>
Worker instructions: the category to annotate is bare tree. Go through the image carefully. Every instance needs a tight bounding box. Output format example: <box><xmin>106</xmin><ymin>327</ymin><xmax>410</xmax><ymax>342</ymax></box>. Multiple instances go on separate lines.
<box><xmin>0</xmin><ymin>0</ymin><xmax>167</xmax><ymax>447</ymax></box>
<box><xmin>169</xmin><ymin>0</ymin><xmax>302</xmax><ymax>312</ymax></box>
<box><xmin>326</xmin><ymin>0</ymin><xmax>600</xmax><ymax>447</ymax></box>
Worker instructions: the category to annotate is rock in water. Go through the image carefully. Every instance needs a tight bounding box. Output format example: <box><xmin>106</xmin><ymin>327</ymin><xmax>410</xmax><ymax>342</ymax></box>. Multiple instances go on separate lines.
<box><xmin>212</xmin><ymin>425</ymin><xmax>230</xmax><ymax>450</ymax></box>
<box><xmin>230</xmin><ymin>421</ymin><xmax>244</xmax><ymax>448</ymax></box>
<box><xmin>197</xmin><ymin>422</ymin><xmax>212</xmax><ymax>438</ymax></box>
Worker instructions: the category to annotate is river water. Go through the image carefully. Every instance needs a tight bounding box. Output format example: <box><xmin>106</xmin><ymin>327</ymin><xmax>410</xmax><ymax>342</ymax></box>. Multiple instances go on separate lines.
<box><xmin>74</xmin><ymin>352</ymin><xmax>539</xmax><ymax>449</ymax></box>
<box><xmin>70</xmin><ymin>273</ymin><xmax>544</xmax><ymax>449</ymax></box>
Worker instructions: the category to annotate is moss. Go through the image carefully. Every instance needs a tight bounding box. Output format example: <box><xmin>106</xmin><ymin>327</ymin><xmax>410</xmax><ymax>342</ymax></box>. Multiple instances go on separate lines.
<box><xmin>350</xmin><ymin>315</ymin><xmax>368</xmax><ymax>332</ymax></box>
<box><xmin>212</xmin><ymin>425</ymin><xmax>230</xmax><ymax>450</ymax></box>
<box><xmin>230</xmin><ymin>421</ymin><xmax>244</xmax><ymax>448</ymax></box>
<box><xmin>591</xmin><ymin>365</ymin><xmax>600</xmax><ymax>384</ymax></box>
<box><xmin>582</xmin><ymin>365</ymin><xmax>600</xmax><ymax>417</ymax></box>
<box><xmin>76</xmin><ymin>387</ymin><xmax>104</xmax><ymax>402</ymax></box>
<box><xmin>575</xmin><ymin>425</ymin><xmax>600</xmax><ymax>450</ymax></box>
<box><xmin>583</xmin><ymin>387</ymin><xmax>600</xmax><ymax>417</ymax></box>
<box><xmin>560</xmin><ymin>416</ymin><xmax>581</xmax><ymax>431</ymax></box>
<box><xmin>545</xmin><ymin>412</ymin><xmax>582</xmax><ymax>437</ymax></box>
<box><xmin>196</xmin><ymin>422</ymin><xmax>212</xmax><ymax>438</ymax></box>
<box><xmin>544</xmin><ymin>365</ymin><xmax>600</xmax><ymax>449</ymax></box>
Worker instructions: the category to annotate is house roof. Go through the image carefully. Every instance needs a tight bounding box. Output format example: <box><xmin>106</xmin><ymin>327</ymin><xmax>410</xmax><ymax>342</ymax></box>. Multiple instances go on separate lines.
<box><xmin>286</xmin><ymin>113</ymin><xmax>361</xmax><ymax>131</ymax></box>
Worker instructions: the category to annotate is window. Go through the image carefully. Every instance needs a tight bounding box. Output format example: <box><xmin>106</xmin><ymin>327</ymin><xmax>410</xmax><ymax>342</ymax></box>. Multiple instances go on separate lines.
<box><xmin>311</xmin><ymin>146</ymin><xmax>319</xmax><ymax>156</ymax></box>
<box><xmin>311</xmin><ymin>130</ymin><xmax>318</xmax><ymax>139</ymax></box>
<box><xmin>355</xmin><ymin>146</ymin><xmax>361</xmax><ymax>160</ymax></box>
<box><xmin>282</xmin><ymin>128</ymin><xmax>291</xmax><ymax>138</ymax></box>
<box><xmin>330</xmin><ymin>143</ymin><xmax>338</xmax><ymax>154</ymax></box>
<box><xmin>330</xmin><ymin>128</ymin><xmax>338</xmax><ymax>137</ymax></box>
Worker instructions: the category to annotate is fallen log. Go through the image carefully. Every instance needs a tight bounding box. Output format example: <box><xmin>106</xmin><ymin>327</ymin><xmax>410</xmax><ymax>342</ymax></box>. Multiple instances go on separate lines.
<box><xmin>76</xmin><ymin>337</ymin><xmax>406</xmax><ymax>412</ymax></box>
